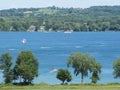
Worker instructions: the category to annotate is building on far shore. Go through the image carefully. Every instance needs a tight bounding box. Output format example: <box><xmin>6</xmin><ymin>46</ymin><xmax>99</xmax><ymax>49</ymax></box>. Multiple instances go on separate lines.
<box><xmin>27</xmin><ymin>25</ymin><xmax>36</xmax><ymax>32</ymax></box>
<box><xmin>27</xmin><ymin>25</ymin><xmax>46</xmax><ymax>32</ymax></box>
<box><xmin>38</xmin><ymin>25</ymin><xmax>45</xmax><ymax>32</ymax></box>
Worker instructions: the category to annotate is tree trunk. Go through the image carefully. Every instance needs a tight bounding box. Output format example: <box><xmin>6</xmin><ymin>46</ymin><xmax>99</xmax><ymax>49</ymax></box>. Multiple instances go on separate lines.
<box><xmin>81</xmin><ymin>74</ymin><xmax>84</xmax><ymax>84</ymax></box>
<box><xmin>20</xmin><ymin>76</ymin><xmax>22</xmax><ymax>83</ymax></box>
<box><xmin>62</xmin><ymin>81</ymin><xmax>65</xmax><ymax>85</ymax></box>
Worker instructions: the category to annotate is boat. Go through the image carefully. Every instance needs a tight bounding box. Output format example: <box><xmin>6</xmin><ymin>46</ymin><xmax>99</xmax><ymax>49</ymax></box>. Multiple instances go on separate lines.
<box><xmin>50</xmin><ymin>68</ymin><xmax>57</xmax><ymax>73</ymax></box>
<box><xmin>64</xmin><ymin>31</ymin><xmax>72</xmax><ymax>34</ymax></box>
<box><xmin>22</xmin><ymin>38</ymin><xmax>27</xmax><ymax>44</ymax></box>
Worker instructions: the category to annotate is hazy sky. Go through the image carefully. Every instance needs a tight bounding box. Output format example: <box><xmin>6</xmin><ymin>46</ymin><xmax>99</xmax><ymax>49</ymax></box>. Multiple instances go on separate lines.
<box><xmin>0</xmin><ymin>0</ymin><xmax>120</xmax><ymax>10</ymax></box>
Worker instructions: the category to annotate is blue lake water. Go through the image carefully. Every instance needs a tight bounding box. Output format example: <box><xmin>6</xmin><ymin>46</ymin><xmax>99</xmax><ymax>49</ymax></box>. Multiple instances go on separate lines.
<box><xmin>0</xmin><ymin>32</ymin><xmax>120</xmax><ymax>84</ymax></box>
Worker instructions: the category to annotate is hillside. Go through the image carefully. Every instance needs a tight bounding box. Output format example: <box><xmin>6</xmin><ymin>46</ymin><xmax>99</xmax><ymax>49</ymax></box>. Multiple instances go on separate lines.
<box><xmin>0</xmin><ymin>6</ymin><xmax>120</xmax><ymax>32</ymax></box>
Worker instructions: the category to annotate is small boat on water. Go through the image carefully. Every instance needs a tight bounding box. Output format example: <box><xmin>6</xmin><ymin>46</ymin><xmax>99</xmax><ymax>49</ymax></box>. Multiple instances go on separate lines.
<box><xmin>64</xmin><ymin>31</ymin><xmax>72</xmax><ymax>34</ymax></box>
<box><xmin>50</xmin><ymin>68</ymin><xmax>57</xmax><ymax>73</ymax></box>
<box><xmin>22</xmin><ymin>38</ymin><xmax>27</xmax><ymax>44</ymax></box>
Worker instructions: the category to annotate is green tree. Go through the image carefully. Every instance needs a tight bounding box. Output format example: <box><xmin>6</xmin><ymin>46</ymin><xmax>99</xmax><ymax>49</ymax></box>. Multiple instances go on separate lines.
<box><xmin>67</xmin><ymin>52</ymin><xmax>101</xmax><ymax>84</ymax></box>
<box><xmin>0</xmin><ymin>52</ymin><xmax>13</xmax><ymax>84</ymax></box>
<box><xmin>13</xmin><ymin>50</ymin><xmax>39</xmax><ymax>85</ymax></box>
<box><xmin>56</xmin><ymin>69</ymin><xmax>72</xmax><ymax>84</ymax></box>
<box><xmin>89</xmin><ymin>58</ymin><xmax>102</xmax><ymax>84</ymax></box>
<box><xmin>67</xmin><ymin>52</ymin><xmax>91</xmax><ymax>83</ymax></box>
<box><xmin>113</xmin><ymin>57</ymin><xmax>120</xmax><ymax>79</ymax></box>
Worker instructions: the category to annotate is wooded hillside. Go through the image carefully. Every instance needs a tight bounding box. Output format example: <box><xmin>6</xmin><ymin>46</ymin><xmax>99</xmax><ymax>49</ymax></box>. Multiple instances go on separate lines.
<box><xmin>0</xmin><ymin>6</ymin><xmax>120</xmax><ymax>32</ymax></box>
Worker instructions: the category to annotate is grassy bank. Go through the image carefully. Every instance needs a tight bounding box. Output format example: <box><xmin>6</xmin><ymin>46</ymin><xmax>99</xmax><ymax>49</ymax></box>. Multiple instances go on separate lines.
<box><xmin>0</xmin><ymin>84</ymin><xmax>120</xmax><ymax>90</ymax></box>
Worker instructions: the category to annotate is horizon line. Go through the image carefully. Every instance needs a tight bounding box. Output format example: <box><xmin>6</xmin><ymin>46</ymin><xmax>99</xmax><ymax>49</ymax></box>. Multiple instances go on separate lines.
<box><xmin>0</xmin><ymin>5</ymin><xmax>120</xmax><ymax>11</ymax></box>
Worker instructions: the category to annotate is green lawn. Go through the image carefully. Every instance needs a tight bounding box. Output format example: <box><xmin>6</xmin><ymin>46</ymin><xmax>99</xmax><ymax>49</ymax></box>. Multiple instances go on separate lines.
<box><xmin>0</xmin><ymin>84</ymin><xmax>120</xmax><ymax>90</ymax></box>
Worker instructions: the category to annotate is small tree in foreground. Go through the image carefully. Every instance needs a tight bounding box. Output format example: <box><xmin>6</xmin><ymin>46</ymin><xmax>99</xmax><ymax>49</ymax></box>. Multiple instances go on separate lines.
<box><xmin>56</xmin><ymin>69</ymin><xmax>72</xmax><ymax>84</ymax></box>
<box><xmin>13</xmin><ymin>50</ymin><xmax>39</xmax><ymax>85</ymax></box>
<box><xmin>0</xmin><ymin>52</ymin><xmax>13</xmax><ymax>84</ymax></box>
<box><xmin>113</xmin><ymin>57</ymin><xmax>120</xmax><ymax>79</ymax></box>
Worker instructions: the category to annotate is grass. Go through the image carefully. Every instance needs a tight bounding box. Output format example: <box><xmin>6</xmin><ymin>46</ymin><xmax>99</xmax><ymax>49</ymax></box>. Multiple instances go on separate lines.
<box><xmin>0</xmin><ymin>84</ymin><xmax>120</xmax><ymax>90</ymax></box>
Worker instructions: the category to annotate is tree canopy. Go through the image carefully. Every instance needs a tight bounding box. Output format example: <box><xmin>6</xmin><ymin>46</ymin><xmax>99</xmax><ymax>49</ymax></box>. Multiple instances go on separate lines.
<box><xmin>67</xmin><ymin>52</ymin><xmax>102</xmax><ymax>84</ymax></box>
<box><xmin>0</xmin><ymin>6</ymin><xmax>120</xmax><ymax>32</ymax></box>
<box><xmin>56</xmin><ymin>69</ymin><xmax>72</xmax><ymax>84</ymax></box>
<box><xmin>113</xmin><ymin>57</ymin><xmax>120</xmax><ymax>79</ymax></box>
<box><xmin>13</xmin><ymin>51</ymin><xmax>39</xmax><ymax>84</ymax></box>
<box><xmin>89</xmin><ymin>57</ymin><xmax>102</xmax><ymax>84</ymax></box>
<box><xmin>0</xmin><ymin>52</ymin><xmax>13</xmax><ymax>84</ymax></box>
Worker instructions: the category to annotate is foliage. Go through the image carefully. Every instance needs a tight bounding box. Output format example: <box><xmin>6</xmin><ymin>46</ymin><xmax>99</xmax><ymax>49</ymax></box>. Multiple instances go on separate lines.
<box><xmin>0</xmin><ymin>6</ymin><xmax>120</xmax><ymax>31</ymax></box>
<box><xmin>67</xmin><ymin>52</ymin><xmax>90</xmax><ymax>83</ymax></box>
<box><xmin>56</xmin><ymin>69</ymin><xmax>72</xmax><ymax>84</ymax></box>
<box><xmin>113</xmin><ymin>57</ymin><xmax>120</xmax><ymax>79</ymax></box>
<box><xmin>89</xmin><ymin>58</ymin><xmax>102</xmax><ymax>83</ymax></box>
<box><xmin>0</xmin><ymin>52</ymin><xmax>13</xmax><ymax>84</ymax></box>
<box><xmin>67</xmin><ymin>52</ymin><xmax>102</xmax><ymax>84</ymax></box>
<box><xmin>13</xmin><ymin>50</ymin><xmax>39</xmax><ymax>85</ymax></box>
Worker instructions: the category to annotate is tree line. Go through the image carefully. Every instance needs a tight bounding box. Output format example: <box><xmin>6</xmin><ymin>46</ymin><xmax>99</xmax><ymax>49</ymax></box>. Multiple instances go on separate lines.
<box><xmin>0</xmin><ymin>51</ymin><xmax>39</xmax><ymax>85</ymax></box>
<box><xmin>0</xmin><ymin>51</ymin><xmax>120</xmax><ymax>85</ymax></box>
<box><xmin>0</xmin><ymin>6</ymin><xmax>120</xmax><ymax>32</ymax></box>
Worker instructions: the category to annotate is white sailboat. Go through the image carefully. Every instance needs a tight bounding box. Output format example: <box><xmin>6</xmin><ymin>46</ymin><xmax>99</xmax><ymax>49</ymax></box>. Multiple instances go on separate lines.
<box><xmin>22</xmin><ymin>38</ymin><xmax>27</xmax><ymax>44</ymax></box>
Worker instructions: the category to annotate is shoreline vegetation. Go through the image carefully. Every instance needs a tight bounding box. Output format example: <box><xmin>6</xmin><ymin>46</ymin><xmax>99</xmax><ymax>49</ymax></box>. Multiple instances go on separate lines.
<box><xmin>0</xmin><ymin>6</ymin><xmax>120</xmax><ymax>32</ymax></box>
<box><xmin>0</xmin><ymin>51</ymin><xmax>120</xmax><ymax>86</ymax></box>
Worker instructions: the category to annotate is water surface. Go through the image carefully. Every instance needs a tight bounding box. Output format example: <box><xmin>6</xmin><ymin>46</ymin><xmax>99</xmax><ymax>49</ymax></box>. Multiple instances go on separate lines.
<box><xmin>0</xmin><ymin>32</ymin><xmax>120</xmax><ymax>84</ymax></box>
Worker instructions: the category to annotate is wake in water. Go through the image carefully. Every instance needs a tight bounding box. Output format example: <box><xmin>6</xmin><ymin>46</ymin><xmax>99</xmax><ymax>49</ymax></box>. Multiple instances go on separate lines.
<box><xmin>8</xmin><ymin>48</ymin><xmax>17</xmax><ymax>51</ymax></box>
<box><xmin>40</xmin><ymin>46</ymin><xmax>51</xmax><ymax>49</ymax></box>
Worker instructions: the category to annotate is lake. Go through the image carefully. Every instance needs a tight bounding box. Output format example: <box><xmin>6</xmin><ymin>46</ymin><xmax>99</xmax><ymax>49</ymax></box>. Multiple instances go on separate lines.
<box><xmin>0</xmin><ymin>32</ymin><xmax>120</xmax><ymax>84</ymax></box>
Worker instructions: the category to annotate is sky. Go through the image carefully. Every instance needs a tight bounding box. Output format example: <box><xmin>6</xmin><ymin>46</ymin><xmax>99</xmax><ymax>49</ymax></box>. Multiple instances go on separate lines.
<box><xmin>0</xmin><ymin>0</ymin><xmax>120</xmax><ymax>10</ymax></box>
